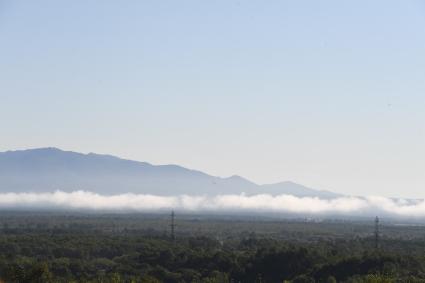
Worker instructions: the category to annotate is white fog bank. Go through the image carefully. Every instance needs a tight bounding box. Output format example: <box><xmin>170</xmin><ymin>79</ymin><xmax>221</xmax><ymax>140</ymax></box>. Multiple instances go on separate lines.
<box><xmin>0</xmin><ymin>191</ymin><xmax>424</xmax><ymax>218</ymax></box>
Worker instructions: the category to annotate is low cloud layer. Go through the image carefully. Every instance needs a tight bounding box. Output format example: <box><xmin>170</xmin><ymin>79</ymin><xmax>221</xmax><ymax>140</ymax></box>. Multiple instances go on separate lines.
<box><xmin>0</xmin><ymin>191</ymin><xmax>424</xmax><ymax>218</ymax></box>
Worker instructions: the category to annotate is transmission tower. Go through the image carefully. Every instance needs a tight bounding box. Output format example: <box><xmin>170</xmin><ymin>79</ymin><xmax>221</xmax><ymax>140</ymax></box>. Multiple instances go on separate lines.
<box><xmin>374</xmin><ymin>216</ymin><xmax>379</xmax><ymax>249</ymax></box>
<box><xmin>170</xmin><ymin>210</ymin><xmax>176</xmax><ymax>241</ymax></box>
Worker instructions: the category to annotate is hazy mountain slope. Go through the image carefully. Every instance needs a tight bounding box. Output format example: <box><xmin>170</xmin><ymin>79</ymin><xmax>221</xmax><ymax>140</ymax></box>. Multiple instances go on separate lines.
<box><xmin>261</xmin><ymin>181</ymin><xmax>341</xmax><ymax>198</ymax></box>
<box><xmin>0</xmin><ymin>148</ymin><xmax>339</xmax><ymax>197</ymax></box>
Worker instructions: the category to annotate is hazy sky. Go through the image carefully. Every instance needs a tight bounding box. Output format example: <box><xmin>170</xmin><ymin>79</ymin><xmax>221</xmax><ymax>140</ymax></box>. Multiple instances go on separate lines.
<box><xmin>1</xmin><ymin>0</ymin><xmax>425</xmax><ymax>197</ymax></box>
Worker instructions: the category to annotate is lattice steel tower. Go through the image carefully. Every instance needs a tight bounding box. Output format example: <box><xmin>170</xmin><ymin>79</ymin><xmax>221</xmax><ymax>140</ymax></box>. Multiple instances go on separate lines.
<box><xmin>170</xmin><ymin>210</ymin><xmax>176</xmax><ymax>241</ymax></box>
<box><xmin>374</xmin><ymin>216</ymin><xmax>379</xmax><ymax>249</ymax></box>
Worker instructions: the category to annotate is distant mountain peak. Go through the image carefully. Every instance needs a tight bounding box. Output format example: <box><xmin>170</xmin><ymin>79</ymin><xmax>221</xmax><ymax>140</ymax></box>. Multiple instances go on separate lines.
<box><xmin>0</xmin><ymin>147</ymin><xmax>340</xmax><ymax>198</ymax></box>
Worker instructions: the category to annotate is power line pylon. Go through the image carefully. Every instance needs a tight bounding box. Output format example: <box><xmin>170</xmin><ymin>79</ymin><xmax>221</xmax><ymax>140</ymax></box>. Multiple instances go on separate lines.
<box><xmin>170</xmin><ymin>210</ymin><xmax>176</xmax><ymax>242</ymax></box>
<box><xmin>374</xmin><ymin>216</ymin><xmax>379</xmax><ymax>250</ymax></box>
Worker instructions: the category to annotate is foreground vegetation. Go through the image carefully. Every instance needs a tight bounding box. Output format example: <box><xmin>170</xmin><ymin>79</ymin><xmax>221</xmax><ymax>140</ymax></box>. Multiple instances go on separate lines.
<box><xmin>0</xmin><ymin>212</ymin><xmax>424</xmax><ymax>282</ymax></box>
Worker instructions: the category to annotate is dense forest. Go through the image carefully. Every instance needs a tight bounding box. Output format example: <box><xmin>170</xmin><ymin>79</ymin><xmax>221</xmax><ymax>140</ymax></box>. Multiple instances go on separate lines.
<box><xmin>0</xmin><ymin>212</ymin><xmax>425</xmax><ymax>282</ymax></box>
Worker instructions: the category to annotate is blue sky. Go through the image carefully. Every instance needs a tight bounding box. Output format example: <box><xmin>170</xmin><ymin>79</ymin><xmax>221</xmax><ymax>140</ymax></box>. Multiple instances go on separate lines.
<box><xmin>1</xmin><ymin>0</ymin><xmax>425</xmax><ymax>197</ymax></box>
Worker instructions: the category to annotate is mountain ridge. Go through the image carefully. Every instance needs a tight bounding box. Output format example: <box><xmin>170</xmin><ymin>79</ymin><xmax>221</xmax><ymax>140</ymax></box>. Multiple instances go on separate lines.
<box><xmin>0</xmin><ymin>148</ymin><xmax>341</xmax><ymax>198</ymax></box>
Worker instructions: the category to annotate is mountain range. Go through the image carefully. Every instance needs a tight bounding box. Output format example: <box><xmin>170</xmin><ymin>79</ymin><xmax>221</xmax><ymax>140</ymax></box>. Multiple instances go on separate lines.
<box><xmin>0</xmin><ymin>148</ymin><xmax>340</xmax><ymax>198</ymax></box>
